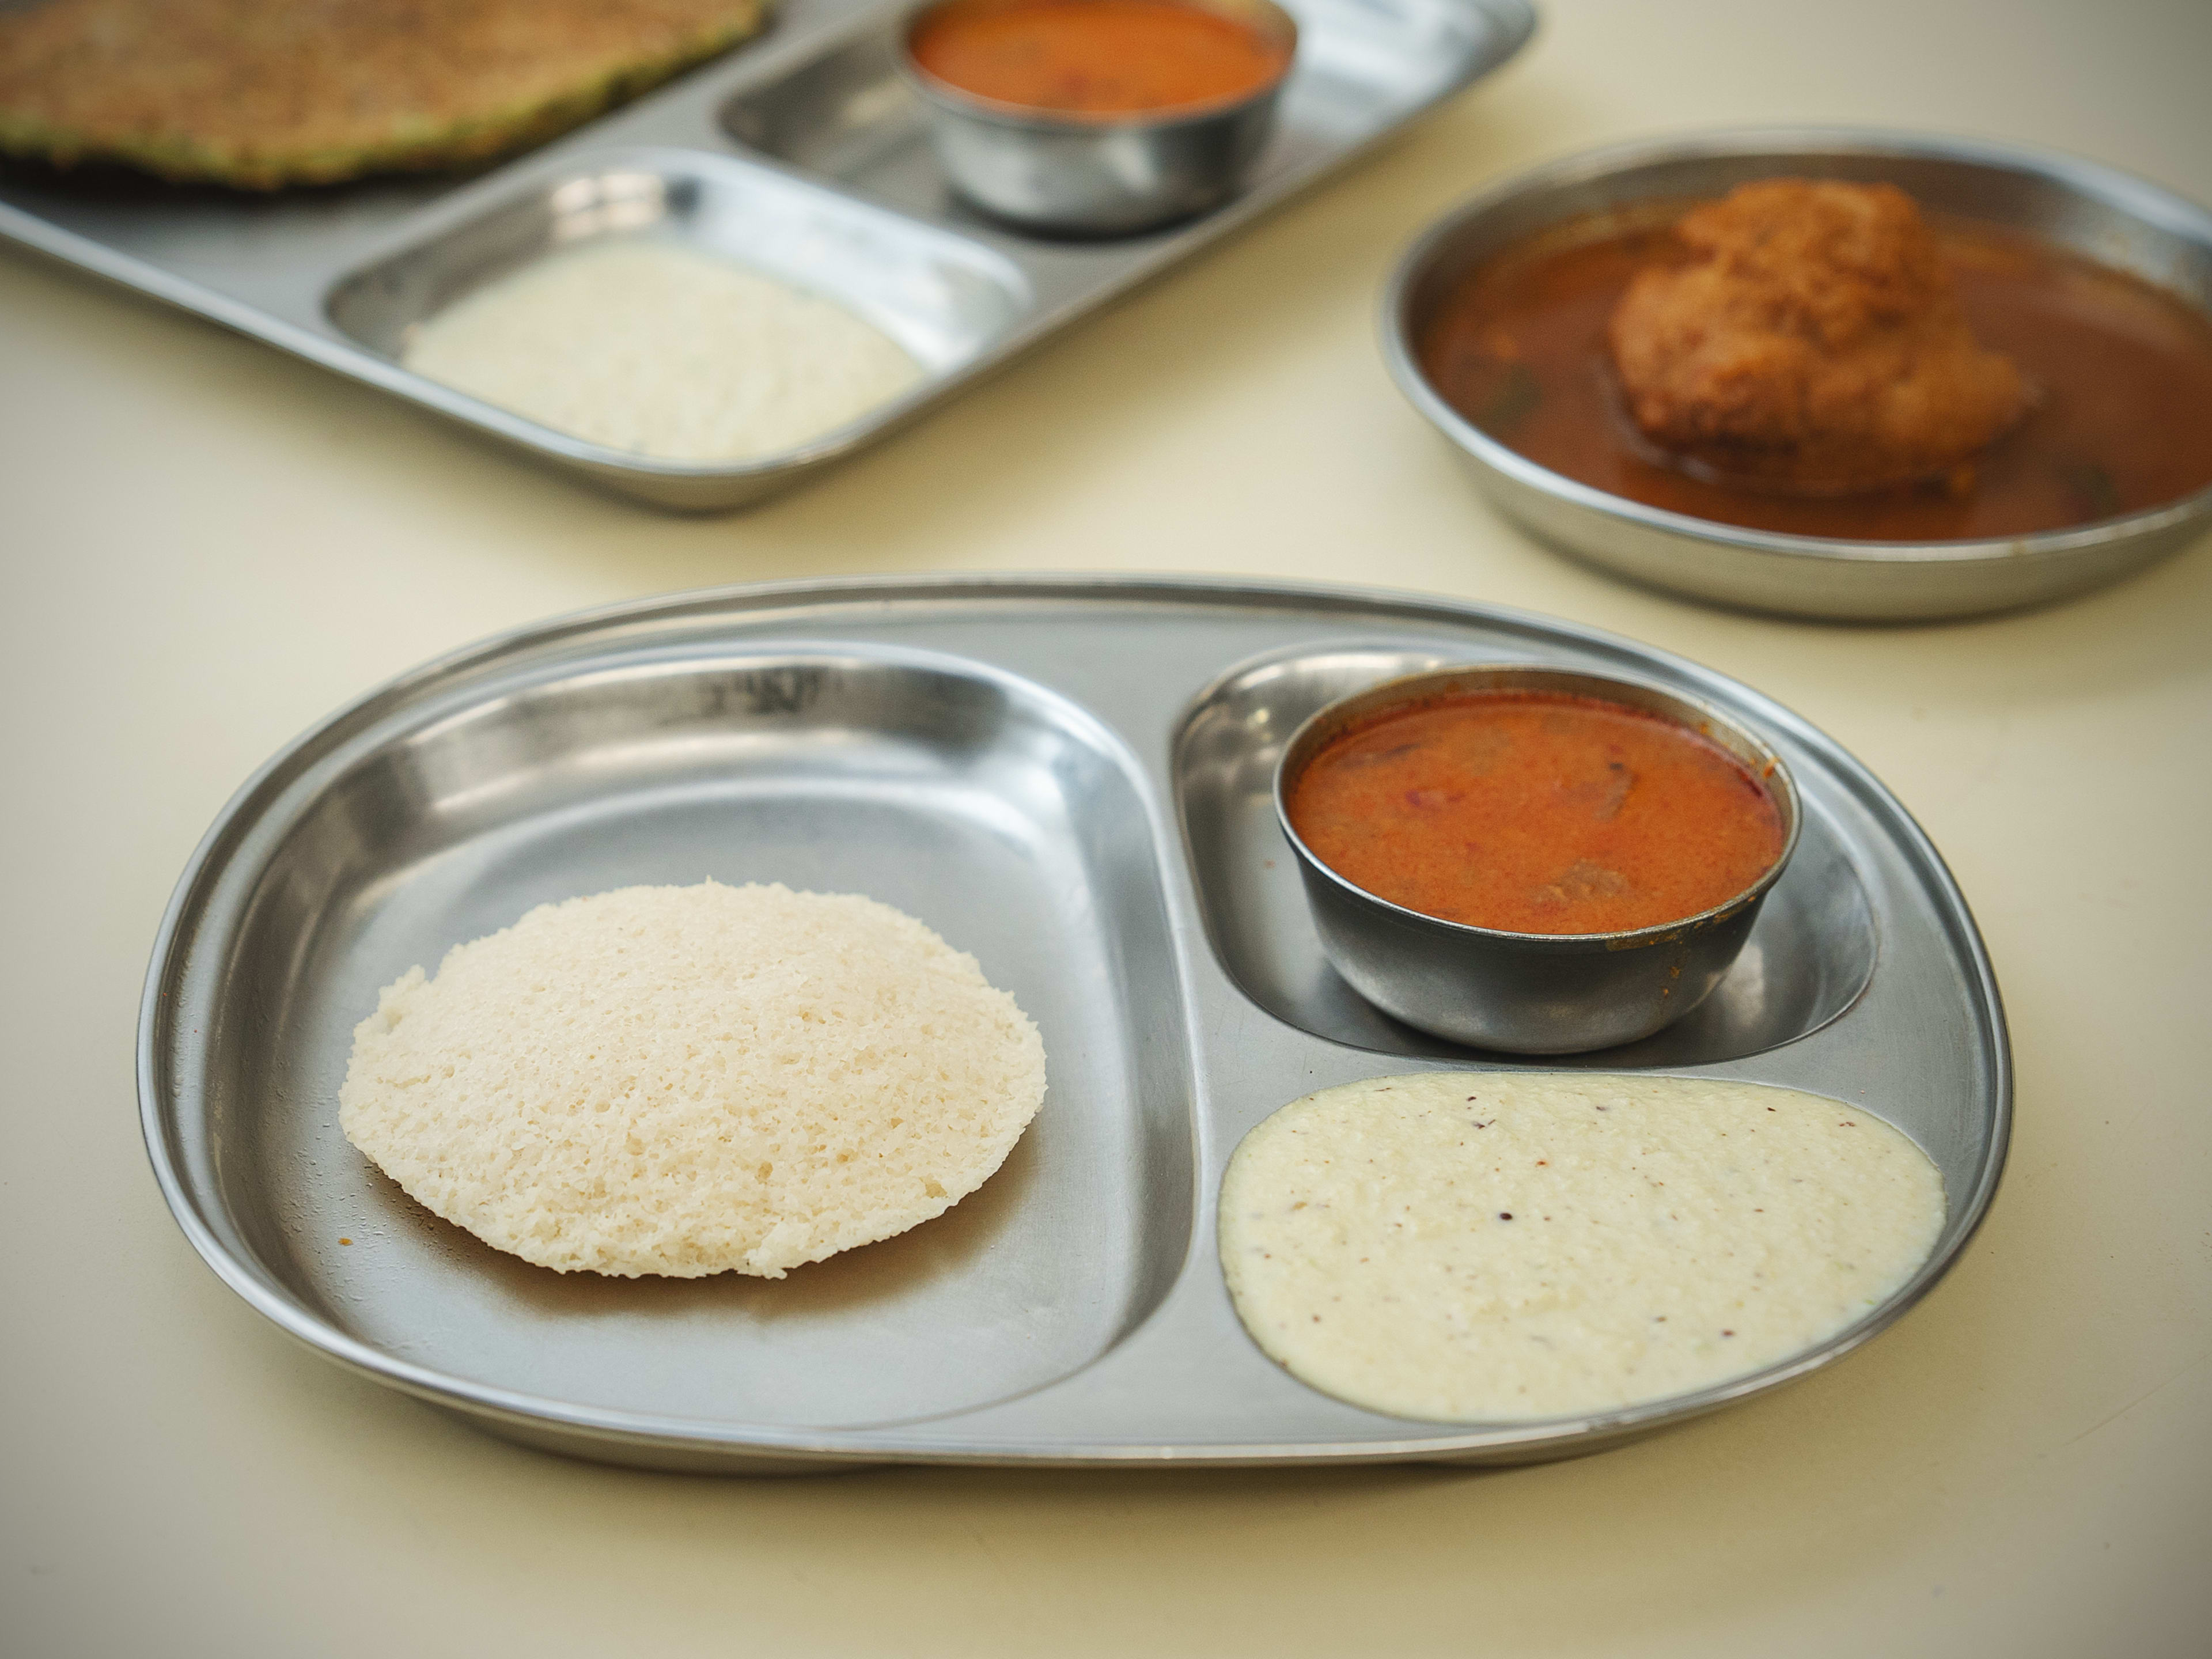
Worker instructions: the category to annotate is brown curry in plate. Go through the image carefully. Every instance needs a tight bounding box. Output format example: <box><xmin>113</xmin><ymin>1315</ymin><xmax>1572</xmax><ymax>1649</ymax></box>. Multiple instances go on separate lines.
<box><xmin>1418</xmin><ymin>181</ymin><xmax>2212</xmax><ymax>541</ymax></box>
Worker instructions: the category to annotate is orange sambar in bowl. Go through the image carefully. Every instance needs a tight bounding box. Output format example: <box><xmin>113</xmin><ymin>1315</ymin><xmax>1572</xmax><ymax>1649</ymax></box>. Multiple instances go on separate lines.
<box><xmin>1286</xmin><ymin>690</ymin><xmax>1785</xmax><ymax>935</ymax></box>
<box><xmin>908</xmin><ymin>0</ymin><xmax>1292</xmax><ymax>116</ymax></box>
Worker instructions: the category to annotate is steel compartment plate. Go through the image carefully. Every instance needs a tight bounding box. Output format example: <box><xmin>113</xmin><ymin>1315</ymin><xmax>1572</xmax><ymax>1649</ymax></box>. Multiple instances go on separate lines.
<box><xmin>140</xmin><ymin>575</ymin><xmax>2010</xmax><ymax>1470</ymax></box>
<box><xmin>0</xmin><ymin>0</ymin><xmax>1533</xmax><ymax>511</ymax></box>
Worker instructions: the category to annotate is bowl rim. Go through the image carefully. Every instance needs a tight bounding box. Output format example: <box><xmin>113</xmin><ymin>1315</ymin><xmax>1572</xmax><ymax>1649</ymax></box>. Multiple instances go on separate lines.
<box><xmin>1379</xmin><ymin>123</ymin><xmax>2212</xmax><ymax>567</ymax></box>
<box><xmin>1271</xmin><ymin>662</ymin><xmax>1805</xmax><ymax>950</ymax></box>
<box><xmin>895</xmin><ymin>0</ymin><xmax>1299</xmax><ymax>134</ymax></box>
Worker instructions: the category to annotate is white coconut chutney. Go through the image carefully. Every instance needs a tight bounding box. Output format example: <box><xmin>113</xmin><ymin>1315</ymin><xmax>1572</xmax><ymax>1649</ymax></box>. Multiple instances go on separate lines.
<box><xmin>1218</xmin><ymin>1071</ymin><xmax>1944</xmax><ymax>1422</ymax></box>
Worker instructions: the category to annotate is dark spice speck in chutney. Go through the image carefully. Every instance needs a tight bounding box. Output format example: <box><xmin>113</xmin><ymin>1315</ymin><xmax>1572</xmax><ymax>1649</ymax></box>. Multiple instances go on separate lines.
<box><xmin>1418</xmin><ymin>207</ymin><xmax>2212</xmax><ymax>540</ymax></box>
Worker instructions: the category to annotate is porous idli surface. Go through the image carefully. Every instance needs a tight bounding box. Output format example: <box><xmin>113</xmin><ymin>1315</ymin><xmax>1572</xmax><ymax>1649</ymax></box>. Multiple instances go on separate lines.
<box><xmin>1218</xmin><ymin>1071</ymin><xmax>1945</xmax><ymax>1422</ymax></box>
<box><xmin>339</xmin><ymin>881</ymin><xmax>1046</xmax><ymax>1278</ymax></box>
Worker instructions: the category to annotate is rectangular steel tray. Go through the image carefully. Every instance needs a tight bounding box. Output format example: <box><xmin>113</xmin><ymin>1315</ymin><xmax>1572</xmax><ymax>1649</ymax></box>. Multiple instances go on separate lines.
<box><xmin>0</xmin><ymin>0</ymin><xmax>1533</xmax><ymax>510</ymax></box>
<box><xmin>141</xmin><ymin>575</ymin><xmax>2009</xmax><ymax>1471</ymax></box>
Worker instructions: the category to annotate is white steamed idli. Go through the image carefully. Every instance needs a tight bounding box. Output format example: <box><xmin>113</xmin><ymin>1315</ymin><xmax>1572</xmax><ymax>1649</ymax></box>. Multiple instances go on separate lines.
<box><xmin>339</xmin><ymin>881</ymin><xmax>1046</xmax><ymax>1278</ymax></box>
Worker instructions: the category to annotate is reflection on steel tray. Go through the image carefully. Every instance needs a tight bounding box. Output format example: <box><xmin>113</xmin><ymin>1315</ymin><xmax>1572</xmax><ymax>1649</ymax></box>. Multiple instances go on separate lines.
<box><xmin>0</xmin><ymin>0</ymin><xmax>1533</xmax><ymax>510</ymax></box>
<box><xmin>139</xmin><ymin>575</ymin><xmax>2010</xmax><ymax>1472</ymax></box>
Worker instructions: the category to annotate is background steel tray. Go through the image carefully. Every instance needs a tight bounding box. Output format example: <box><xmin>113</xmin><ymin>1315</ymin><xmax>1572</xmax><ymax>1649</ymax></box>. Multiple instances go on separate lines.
<box><xmin>0</xmin><ymin>0</ymin><xmax>1534</xmax><ymax>510</ymax></box>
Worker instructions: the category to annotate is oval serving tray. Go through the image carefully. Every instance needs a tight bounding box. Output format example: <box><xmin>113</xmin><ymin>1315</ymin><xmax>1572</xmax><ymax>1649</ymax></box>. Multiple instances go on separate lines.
<box><xmin>139</xmin><ymin>575</ymin><xmax>2009</xmax><ymax>1471</ymax></box>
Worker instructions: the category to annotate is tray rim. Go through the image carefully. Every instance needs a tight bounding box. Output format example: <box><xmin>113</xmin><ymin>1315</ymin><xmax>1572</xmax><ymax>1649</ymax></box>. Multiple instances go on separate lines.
<box><xmin>137</xmin><ymin>571</ymin><xmax>2012</xmax><ymax>1467</ymax></box>
<box><xmin>0</xmin><ymin>0</ymin><xmax>1538</xmax><ymax>510</ymax></box>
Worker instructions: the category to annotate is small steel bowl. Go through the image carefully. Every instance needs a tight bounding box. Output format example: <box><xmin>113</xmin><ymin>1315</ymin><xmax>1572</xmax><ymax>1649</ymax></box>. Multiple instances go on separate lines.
<box><xmin>1382</xmin><ymin>128</ymin><xmax>2212</xmax><ymax>622</ymax></box>
<box><xmin>1274</xmin><ymin>665</ymin><xmax>1802</xmax><ymax>1054</ymax></box>
<box><xmin>897</xmin><ymin>0</ymin><xmax>1296</xmax><ymax>236</ymax></box>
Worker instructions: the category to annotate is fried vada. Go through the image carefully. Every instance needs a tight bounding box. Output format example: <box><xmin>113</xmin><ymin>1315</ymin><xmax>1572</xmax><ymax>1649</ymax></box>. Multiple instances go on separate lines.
<box><xmin>1607</xmin><ymin>179</ymin><xmax>2031</xmax><ymax>495</ymax></box>
<box><xmin>0</xmin><ymin>0</ymin><xmax>771</xmax><ymax>189</ymax></box>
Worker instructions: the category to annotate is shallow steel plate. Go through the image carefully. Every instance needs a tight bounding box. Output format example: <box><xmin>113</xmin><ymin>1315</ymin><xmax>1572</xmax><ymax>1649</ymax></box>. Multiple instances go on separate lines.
<box><xmin>0</xmin><ymin>0</ymin><xmax>1532</xmax><ymax>510</ymax></box>
<box><xmin>140</xmin><ymin>576</ymin><xmax>2009</xmax><ymax>1469</ymax></box>
<box><xmin>1383</xmin><ymin>128</ymin><xmax>2212</xmax><ymax>620</ymax></box>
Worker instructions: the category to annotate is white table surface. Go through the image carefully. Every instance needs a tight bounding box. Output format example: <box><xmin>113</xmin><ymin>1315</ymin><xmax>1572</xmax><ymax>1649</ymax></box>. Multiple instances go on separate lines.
<box><xmin>5</xmin><ymin>1</ymin><xmax>2208</xmax><ymax>1653</ymax></box>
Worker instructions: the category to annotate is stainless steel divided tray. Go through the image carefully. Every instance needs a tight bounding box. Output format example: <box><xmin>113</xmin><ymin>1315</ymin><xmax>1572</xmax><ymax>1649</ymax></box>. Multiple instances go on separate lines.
<box><xmin>141</xmin><ymin>575</ymin><xmax>2010</xmax><ymax>1471</ymax></box>
<box><xmin>0</xmin><ymin>0</ymin><xmax>1533</xmax><ymax>511</ymax></box>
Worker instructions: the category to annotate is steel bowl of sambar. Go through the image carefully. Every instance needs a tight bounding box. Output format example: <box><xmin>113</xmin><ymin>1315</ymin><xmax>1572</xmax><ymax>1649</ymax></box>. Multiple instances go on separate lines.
<box><xmin>897</xmin><ymin>0</ymin><xmax>1297</xmax><ymax>234</ymax></box>
<box><xmin>1274</xmin><ymin>665</ymin><xmax>1802</xmax><ymax>1054</ymax></box>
